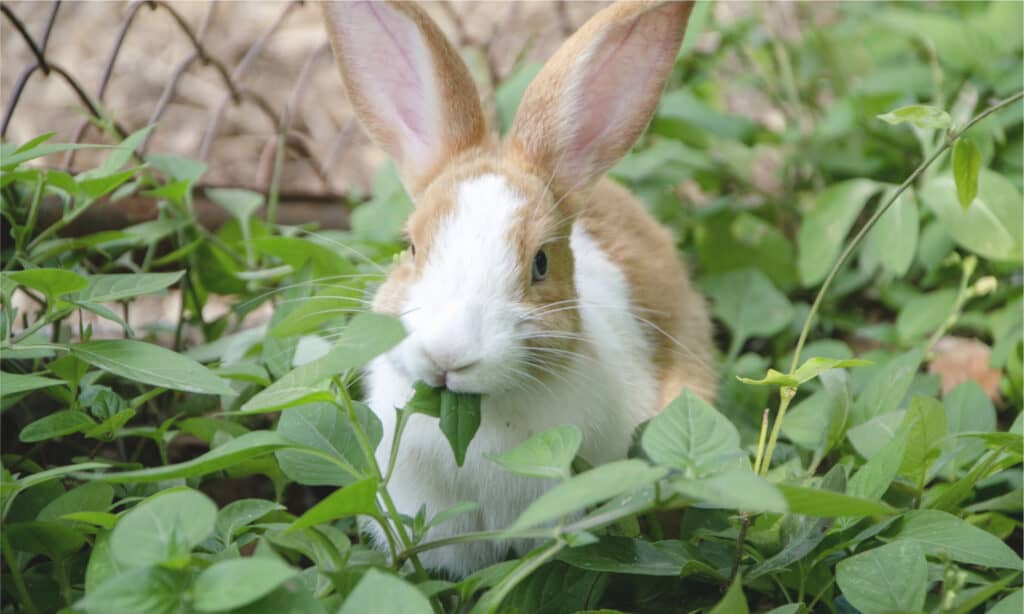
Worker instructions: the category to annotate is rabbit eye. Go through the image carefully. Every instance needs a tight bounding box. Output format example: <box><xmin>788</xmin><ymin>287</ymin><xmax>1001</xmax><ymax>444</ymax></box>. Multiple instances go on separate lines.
<box><xmin>409</xmin><ymin>243</ymin><xmax>416</xmax><ymax>257</ymax></box>
<box><xmin>531</xmin><ymin>249</ymin><xmax>548</xmax><ymax>283</ymax></box>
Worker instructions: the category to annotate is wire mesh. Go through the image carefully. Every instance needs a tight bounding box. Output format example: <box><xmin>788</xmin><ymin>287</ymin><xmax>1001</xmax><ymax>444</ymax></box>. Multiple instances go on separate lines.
<box><xmin>1</xmin><ymin>0</ymin><xmax>603</xmax><ymax>232</ymax></box>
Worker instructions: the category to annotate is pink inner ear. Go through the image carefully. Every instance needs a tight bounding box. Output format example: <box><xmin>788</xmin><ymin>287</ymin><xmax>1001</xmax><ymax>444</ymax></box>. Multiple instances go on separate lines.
<box><xmin>341</xmin><ymin>1</ymin><xmax>436</xmax><ymax>162</ymax></box>
<box><xmin>567</xmin><ymin>9</ymin><xmax>675</xmax><ymax>167</ymax></box>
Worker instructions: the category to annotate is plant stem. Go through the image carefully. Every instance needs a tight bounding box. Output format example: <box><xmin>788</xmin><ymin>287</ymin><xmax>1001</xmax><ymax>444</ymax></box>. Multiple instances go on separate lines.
<box><xmin>729</xmin><ymin>513</ymin><xmax>751</xmax><ymax>586</ymax></box>
<box><xmin>752</xmin><ymin>408</ymin><xmax>770</xmax><ymax>474</ymax></box>
<box><xmin>2</xmin><ymin>533</ymin><xmax>40</xmax><ymax>614</ymax></box>
<box><xmin>333</xmin><ymin>382</ymin><xmax>432</xmax><ymax>582</ymax></box>
<box><xmin>925</xmin><ymin>255</ymin><xmax>977</xmax><ymax>352</ymax></box>
<box><xmin>760</xmin><ymin>387</ymin><xmax>795</xmax><ymax>477</ymax></box>
<box><xmin>787</xmin><ymin>90</ymin><xmax>1024</xmax><ymax>375</ymax></box>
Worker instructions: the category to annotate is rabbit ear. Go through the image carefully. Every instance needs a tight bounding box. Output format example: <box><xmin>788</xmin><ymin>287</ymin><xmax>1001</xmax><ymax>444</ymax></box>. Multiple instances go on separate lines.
<box><xmin>323</xmin><ymin>1</ymin><xmax>487</xmax><ymax>195</ymax></box>
<box><xmin>507</xmin><ymin>1</ymin><xmax>693</xmax><ymax>194</ymax></box>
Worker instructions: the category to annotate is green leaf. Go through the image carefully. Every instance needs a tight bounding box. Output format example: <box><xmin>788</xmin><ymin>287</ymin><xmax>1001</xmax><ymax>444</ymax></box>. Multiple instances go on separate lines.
<box><xmin>252</xmin><ymin>236</ymin><xmax>353</xmax><ymax>279</ymax></box>
<box><xmin>72</xmin><ymin>339</ymin><xmax>234</xmax><ymax>395</ymax></box>
<box><xmin>6</xmin><ymin>268</ymin><xmax>89</xmax><ymax>300</ymax></box>
<box><xmin>4</xmin><ymin>520</ymin><xmax>86</xmax><ymax>558</ymax></box>
<box><xmin>86</xmin><ymin>125</ymin><xmax>154</xmax><ymax>178</ymax></box>
<box><xmin>952</xmin><ymin>137</ymin><xmax>982</xmax><ymax>210</ymax></box>
<box><xmin>511</xmin><ymin>460</ymin><xmax>667</xmax><ymax>530</ymax></box>
<box><xmin>338</xmin><ymin>568</ymin><xmax>432</xmax><ymax>614</ymax></box>
<box><xmin>847</xmin><ymin>426</ymin><xmax>906</xmax><ymax>502</ymax></box>
<box><xmin>147</xmin><ymin>153</ymin><xmax>207</xmax><ymax>185</ymax></box>
<box><xmin>215</xmin><ymin>499</ymin><xmax>285</xmax><ymax>544</ymax></box>
<box><xmin>19</xmin><ymin>410</ymin><xmax>96</xmax><ymax>442</ymax></box>
<box><xmin>405</xmin><ymin>381</ymin><xmax>442</xmax><ymax>418</ymax></box>
<box><xmin>76</xmin><ymin>566</ymin><xmax>190</xmax><ymax>614</ymax></box>
<box><xmin>206</xmin><ymin>188</ymin><xmax>264</xmax><ymax>221</ymax></box>
<box><xmin>242</xmin><ymin>313</ymin><xmax>405</xmax><ymax>413</ymax></box>
<box><xmin>72</xmin><ymin>272</ymin><xmax>183</xmax><ymax>303</ymax></box>
<box><xmin>738</xmin><ymin>357</ymin><xmax>871</xmax><ymax>387</ymax></box>
<box><xmin>897</xmin><ymin>287</ymin><xmax>959</xmax><ymax>341</ymax></box>
<box><xmin>486</xmin><ymin>425</ymin><xmax>581</xmax><ymax>480</ymax></box>
<box><xmin>703</xmin><ymin>268</ymin><xmax>794</xmax><ymax>345</ymax></box>
<box><xmin>440</xmin><ymin>390</ymin><xmax>482</xmax><ymax>467</ymax></box>
<box><xmin>848</xmin><ymin>410</ymin><xmax>907</xmax><ymax>459</ymax></box>
<box><xmin>110</xmin><ymin>489</ymin><xmax>217</xmax><ymax>568</ymax></box>
<box><xmin>798</xmin><ymin>179</ymin><xmax>881</xmax><ymax>286</ymax></box>
<box><xmin>192</xmin><ymin>558</ymin><xmax>298</xmax><ymax>612</ymax></box>
<box><xmin>96</xmin><ymin>431</ymin><xmax>294</xmax><ymax>483</ymax></box>
<box><xmin>897</xmin><ymin>396</ymin><xmax>948</xmax><ymax>487</ymax></box>
<box><xmin>836</xmin><ymin>541</ymin><xmax>927</xmax><ymax>613</ymax></box>
<box><xmin>851</xmin><ymin>349</ymin><xmax>922</xmax><ymax>425</ymax></box>
<box><xmin>275</xmin><ymin>402</ymin><xmax>380</xmax><ymax>486</ymax></box>
<box><xmin>673</xmin><ymin>469</ymin><xmax>787</xmax><ymax>513</ymax></box>
<box><xmin>641</xmin><ymin>389</ymin><xmax>742</xmax><ymax>478</ymax></box>
<box><xmin>710</xmin><ymin>575</ymin><xmax>749</xmax><ymax>614</ymax></box>
<box><xmin>864</xmin><ymin>186</ymin><xmax>919</xmax><ymax>277</ymax></box>
<box><xmin>289</xmin><ymin>477</ymin><xmax>379</xmax><ymax>531</ymax></box>
<box><xmin>559</xmin><ymin>537</ymin><xmax>710</xmax><ymax>577</ymax></box>
<box><xmin>777</xmin><ymin>484</ymin><xmax>896</xmax><ymax>517</ymax></box>
<box><xmin>38</xmin><ymin>481</ymin><xmax>114</xmax><ymax>522</ymax></box>
<box><xmin>1</xmin><ymin>371</ymin><xmax>67</xmax><ymax>398</ymax></box>
<box><xmin>267</xmin><ymin>282</ymin><xmax>366</xmax><ymax>338</ymax></box>
<box><xmin>921</xmin><ymin>170</ymin><xmax>1023</xmax><ymax>262</ymax></box>
<box><xmin>1</xmin><ymin>139</ymin><xmax>112</xmax><ymax>171</ymax></box>
<box><xmin>877</xmin><ymin>104</ymin><xmax>951</xmax><ymax>130</ymax></box>
<box><xmin>894</xmin><ymin>509</ymin><xmax>1023</xmax><ymax>569</ymax></box>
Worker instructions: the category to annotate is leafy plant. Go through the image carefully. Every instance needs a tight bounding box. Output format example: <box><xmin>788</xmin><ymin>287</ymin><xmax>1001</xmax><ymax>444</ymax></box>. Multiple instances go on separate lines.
<box><xmin>2</xmin><ymin>2</ymin><xmax>1022</xmax><ymax>613</ymax></box>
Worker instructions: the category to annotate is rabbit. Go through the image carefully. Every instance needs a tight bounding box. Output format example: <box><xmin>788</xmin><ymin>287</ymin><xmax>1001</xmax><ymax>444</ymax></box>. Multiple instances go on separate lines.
<box><xmin>322</xmin><ymin>0</ymin><xmax>715</xmax><ymax>577</ymax></box>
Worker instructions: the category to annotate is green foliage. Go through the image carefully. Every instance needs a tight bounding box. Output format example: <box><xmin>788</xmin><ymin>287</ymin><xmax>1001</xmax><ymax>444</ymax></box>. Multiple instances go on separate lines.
<box><xmin>1</xmin><ymin>2</ymin><xmax>1021</xmax><ymax>613</ymax></box>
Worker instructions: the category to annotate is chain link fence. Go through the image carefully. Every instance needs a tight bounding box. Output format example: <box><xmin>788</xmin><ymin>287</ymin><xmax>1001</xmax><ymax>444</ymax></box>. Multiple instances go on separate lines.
<box><xmin>1</xmin><ymin>0</ymin><xmax>607</xmax><ymax>233</ymax></box>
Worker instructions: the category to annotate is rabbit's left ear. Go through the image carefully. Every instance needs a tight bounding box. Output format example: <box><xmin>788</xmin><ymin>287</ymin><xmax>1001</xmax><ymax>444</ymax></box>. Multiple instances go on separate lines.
<box><xmin>507</xmin><ymin>1</ymin><xmax>693</xmax><ymax>194</ymax></box>
<box><xmin>322</xmin><ymin>1</ymin><xmax>487</xmax><ymax>196</ymax></box>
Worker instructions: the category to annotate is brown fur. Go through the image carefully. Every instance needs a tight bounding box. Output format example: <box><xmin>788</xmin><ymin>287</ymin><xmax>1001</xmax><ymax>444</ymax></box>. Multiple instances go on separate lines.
<box><xmin>330</xmin><ymin>0</ymin><xmax>715</xmax><ymax>409</ymax></box>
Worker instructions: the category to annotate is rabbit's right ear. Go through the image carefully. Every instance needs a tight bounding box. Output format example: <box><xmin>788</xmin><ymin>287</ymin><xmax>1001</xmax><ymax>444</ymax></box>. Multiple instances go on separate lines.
<box><xmin>322</xmin><ymin>1</ymin><xmax>487</xmax><ymax>196</ymax></box>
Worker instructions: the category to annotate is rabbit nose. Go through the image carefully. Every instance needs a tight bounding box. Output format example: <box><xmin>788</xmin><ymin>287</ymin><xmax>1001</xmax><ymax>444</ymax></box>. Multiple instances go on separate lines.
<box><xmin>424</xmin><ymin>349</ymin><xmax>479</xmax><ymax>375</ymax></box>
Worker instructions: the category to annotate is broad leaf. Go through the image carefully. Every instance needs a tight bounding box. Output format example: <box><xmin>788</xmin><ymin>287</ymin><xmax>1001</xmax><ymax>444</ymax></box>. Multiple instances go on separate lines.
<box><xmin>894</xmin><ymin>509</ymin><xmax>1023</xmax><ymax>569</ymax></box>
<box><xmin>641</xmin><ymin>390</ymin><xmax>742</xmax><ymax>478</ymax></box>
<box><xmin>952</xmin><ymin>136</ymin><xmax>982</xmax><ymax>210</ymax></box>
<box><xmin>836</xmin><ymin>541</ymin><xmax>927</xmax><ymax>613</ymax></box>
<box><xmin>798</xmin><ymin>179</ymin><xmax>881</xmax><ymax>286</ymax></box>
<box><xmin>710</xmin><ymin>575</ymin><xmax>749</xmax><ymax>614</ymax></box>
<box><xmin>192</xmin><ymin>558</ymin><xmax>297</xmax><ymax>612</ymax></box>
<box><xmin>110</xmin><ymin>489</ymin><xmax>217</xmax><ymax>568</ymax></box>
<box><xmin>73</xmin><ymin>272</ymin><xmax>184</xmax><ymax>303</ymax></box>
<box><xmin>559</xmin><ymin>537</ymin><xmax>712</xmax><ymax>577</ymax></box>
<box><xmin>275</xmin><ymin>402</ymin><xmax>380</xmax><ymax>486</ymax></box>
<box><xmin>19</xmin><ymin>410</ymin><xmax>96</xmax><ymax>442</ymax></box>
<box><xmin>921</xmin><ymin>170</ymin><xmax>1022</xmax><ymax>262</ymax></box>
<box><xmin>511</xmin><ymin>460</ymin><xmax>667</xmax><ymax>530</ymax></box>
<box><xmin>6</xmin><ymin>268</ymin><xmax>88</xmax><ymax>300</ymax></box>
<box><xmin>777</xmin><ymin>484</ymin><xmax>896</xmax><ymax>517</ymax></box>
<box><xmin>877</xmin><ymin>104</ymin><xmax>951</xmax><ymax>129</ymax></box>
<box><xmin>703</xmin><ymin>268</ymin><xmax>794</xmax><ymax>345</ymax></box>
<box><xmin>242</xmin><ymin>313</ymin><xmax>405</xmax><ymax>413</ymax></box>
<box><xmin>338</xmin><ymin>568</ymin><xmax>431</xmax><ymax>614</ymax></box>
<box><xmin>76</xmin><ymin>566</ymin><xmax>190</xmax><ymax>614</ymax></box>
<box><xmin>864</xmin><ymin>186</ymin><xmax>919</xmax><ymax>277</ymax></box>
<box><xmin>96</xmin><ymin>431</ymin><xmax>294</xmax><ymax>483</ymax></box>
<box><xmin>440</xmin><ymin>390</ymin><xmax>482</xmax><ymax>467</ymax></box>
<box><xmin>0</xmin><ymin>371</ymin><xmax>67</xmax><ymax>398</ymax></box>
<box><xmin>673</xmin><ymin>469</ymin><xmax>787</xmax><ymax>513</ymax></box>
<box><xmin>215</xmin><ymin>499</ymin><xmax>285</xmax><ymax>544</ymax></box>
<box><xmin>72</xmin><ymin>340</ymin><xmax>234</xmax><ymax>395</ymax></box>
<box><xmin>289</xmin><ymin>477</ymin><xmax>379</xmax><ymax>531</ymax></box>
<box><xmin>486</xmin><ymin>425</ymin><xmax>582</xmax><ymax>480</ymax></box>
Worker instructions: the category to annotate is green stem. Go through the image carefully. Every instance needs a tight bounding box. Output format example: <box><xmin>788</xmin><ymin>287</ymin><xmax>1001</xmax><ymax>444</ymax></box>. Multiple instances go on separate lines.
<box><xmin>56</xmin><ymin>557</ymin><xmax>72</xmax><ymax>606</ymax></box>
<box><xmin>3</xmin><ymin>307</ymin><xmax>72</xmax><ymax>348</ymax></box>
<box><xmin>788</xmin><ymin>90</ymin><xmax>1024</xmax><ymax>375</ymax></box>
<box><xmin>6</xmin><ymin>174</ymin><xmax>45</xmax><ymax>271</ymax></box>
<box><xmin>384</xmin><ymin>408</ymin><xmax>413</xmax><ymax>486</ymax></box>
<box><xmin>925</xmin><ymin>255</ymin><xmax>976</xmax><ymax>352</ymax></box>
<box><xmin>759</xmin><ymin>386</ymin><xmax>796</xmax><ymax>477</ymax></box>
<box><xmin>2</xmin><ymin>533</ymin><xmax>40</xmax><ymax>614</ymax></box>
<box><xmin>333</xmin><ymin>382</ymin><xmax>432</xmax><ymax>582</ymax></box>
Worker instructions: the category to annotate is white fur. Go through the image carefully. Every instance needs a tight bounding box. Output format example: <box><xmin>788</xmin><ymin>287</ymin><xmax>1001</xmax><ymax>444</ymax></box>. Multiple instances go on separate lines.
<box><xmin>364</xmin><ymin>175</ymin><xmax>658</xmax><ymax>576</ymax></box>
